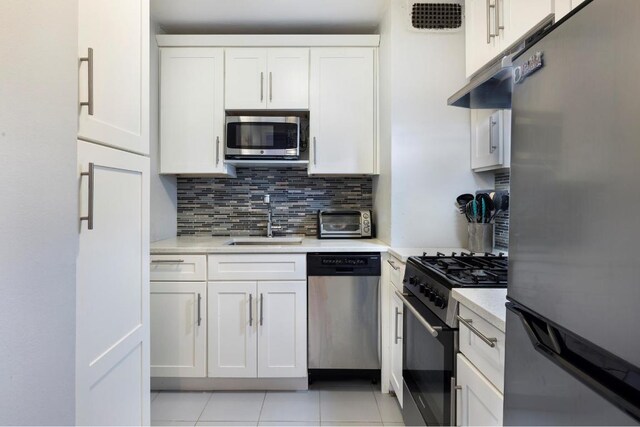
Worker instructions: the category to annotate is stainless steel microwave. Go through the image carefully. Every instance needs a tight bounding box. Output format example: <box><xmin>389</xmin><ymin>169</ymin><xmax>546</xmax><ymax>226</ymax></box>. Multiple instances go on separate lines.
<box><xmin>225</xmin><ymin>116</ymin><xmax>300</xmax><ymax>160</ymax></box>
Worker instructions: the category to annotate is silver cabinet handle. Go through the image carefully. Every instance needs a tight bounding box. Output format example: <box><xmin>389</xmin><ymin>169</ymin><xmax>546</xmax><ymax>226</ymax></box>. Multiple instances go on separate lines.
<box><xmin>457</xmin><ymin>315</ymin><xmax>498</xmax><ymax>347</ymax></box>
<box><xmin>496</xmin><ymin>0</ymin><xmax>504</xmax><ymax>34</ymax></box>
<box><xmin>394</xmin><ymin>306</ymin><xmax>402</xmax><ymax>344</ymax></box>
<box><xmin>259</xmin><ymin>293</ymin><xmax>264</xmax><ymax>326</ymax></box>
<box><xmin>151</xmin><ymin>259</ymin><xmax>185</xmax><ymax>264</ymax></box>
<box><xmin>387</xmin><ymin>259</ymin><xmax>400</xmax><ymax>271</ymax></box>
<box><xmin>395</xmin><ymin>290</ymin><xmax>442</xmax><ymax>337</ymax></box>
<box><xmin>489</xmin><ymin>118</ymin><xmax>498</xmax><ymax>153</ymax></box>
<box><xmin>269</xmin><ymin>72</ymin><xmax>273</xmax><ymax>102</ymax></box>
<box><xmin>451</xmin><ymin>377</ymin><xmax>462</xmax><ymax>426</ymax></box>
<box><xmin>313</xmin><ymin>137</ymin><xmax>317</xmax><ymax>165</ymax></box>
<box><xmin>80</xmin><ymin>162</ymin><xmax>94</xmax><ymax>230</ymax></box>
<box><xmin>260</xmin><ymin>72</ymin><xmax>264</xmax><ymax>102</ymax></box>
<box><xmin>486</xmin><ymin>0</ymin><xmax>497</xmax><ymax>44</ymax></box>
<box><xmin>249</xmin><ymin>294</ymin><xmax>253</xmax><ymax>326</ymax></box>
<box><xmin>197</xmin><ymin>293</ymin><xmax>202</xmax><ymax>326</ymax></box>
<box><xmin>79</xmin><ymin>48</ymin><xmax>94</xmax><ymax>115</ymax></box>
<box><xmin>216</xmin><ymin>136</ymin><xmax>220</xmax><ymax>165</ymax></box>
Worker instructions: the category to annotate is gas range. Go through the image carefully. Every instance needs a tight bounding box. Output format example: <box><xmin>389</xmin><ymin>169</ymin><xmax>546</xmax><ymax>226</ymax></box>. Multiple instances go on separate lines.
<box><xmin>402</xmin><ymin>252</ymin><xmax>508</xmax><ymax>327</ymax></box>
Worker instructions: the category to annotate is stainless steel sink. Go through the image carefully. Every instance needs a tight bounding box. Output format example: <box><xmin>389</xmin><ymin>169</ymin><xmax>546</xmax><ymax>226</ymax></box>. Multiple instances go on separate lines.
<box><xmin>224</xmin><ymin>237</ymin><xmax>304</xmax><ymax>246</ymax></box>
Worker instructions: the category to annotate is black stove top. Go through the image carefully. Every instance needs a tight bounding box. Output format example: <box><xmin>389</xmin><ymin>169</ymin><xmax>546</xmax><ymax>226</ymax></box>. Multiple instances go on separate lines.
<box><xmin>408</xmin><ymin>251</ymin><xmax>508</xmax><ymax>287</ymax></box>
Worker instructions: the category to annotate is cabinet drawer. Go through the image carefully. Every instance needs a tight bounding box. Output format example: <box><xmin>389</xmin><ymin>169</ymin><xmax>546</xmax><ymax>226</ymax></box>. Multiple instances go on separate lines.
<box><xmin>150</xmin><ymin>255</ymin><xmax>207</xmax><ymax>281</ymax></box>
<box><xmin>387</xmin><ymin>255</ymin><xmax>405</xmax><ymax>291</ymax></box>
<box><xmin>458</xmin><ymin>304</ymin><xmax>505</xmax><ymax>393</ymax></box>
<box><xmin>208</xmin><ymin>254</ymin><xmax>306</xmax><ymax>281</ymax></box>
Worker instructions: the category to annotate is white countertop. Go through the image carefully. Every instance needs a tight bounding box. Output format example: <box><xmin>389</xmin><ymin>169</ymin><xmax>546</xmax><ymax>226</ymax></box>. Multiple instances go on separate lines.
<box><xmin>151</xmin><ymin>235</ymin><xmax>389</xmax><ymax>254</ymax></box>
<box><xmin>452</xmin><ymin>288</ymin><xmax>508</xmax><ymax>332</ymax></box>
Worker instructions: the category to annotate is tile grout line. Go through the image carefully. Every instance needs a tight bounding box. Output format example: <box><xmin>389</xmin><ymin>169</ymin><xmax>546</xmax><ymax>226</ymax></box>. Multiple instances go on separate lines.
<box><xmin>195</xmin><ymin>391</ymin><xmax>215</xmax><ymax>425</ymax></box>
<box><xmin>256</xmin><ymin>391</ymin><xmax>267</xmax><ymax>425</ymax></box>
<box><xmin>371</xmin><ymin>385</ymin><xmax>385</xmax><ymax>425</ymax></box>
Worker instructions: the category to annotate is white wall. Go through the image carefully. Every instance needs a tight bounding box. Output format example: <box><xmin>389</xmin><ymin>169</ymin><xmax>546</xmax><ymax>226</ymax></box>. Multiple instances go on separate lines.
<box><xmin>150</xmin><ymin>22</ymin><xmax>178</xmax><ymax>242</ymax></box>
<box><xmin>378</xmin><ymin>1</ymin><xmax>493</xmax><ymax>247</ymax></box>
<box><xmin>0</xmin><ymin>1</ymin><xmax>78</xmax><ymax>424</ymax></box>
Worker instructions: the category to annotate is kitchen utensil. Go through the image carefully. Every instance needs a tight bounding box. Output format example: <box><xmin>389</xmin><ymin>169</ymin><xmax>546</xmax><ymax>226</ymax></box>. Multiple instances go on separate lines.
<box><xmin>465</xmin><ymin>201</ymin><xmax>476</xmax><ymax>223</ymax></box>
<box><xmin>476</xmin><ymin>193</ymin><xmax>494</xmax><ymax>223</ymax></box>
<box><xmin>456</xmin><ymin>193</ymin><xmax>474</xmax><ymax>214</ymax></box>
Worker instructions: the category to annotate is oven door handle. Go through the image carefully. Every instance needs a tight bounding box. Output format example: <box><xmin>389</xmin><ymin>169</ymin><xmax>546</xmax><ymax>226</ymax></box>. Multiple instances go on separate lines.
<box><xmin>395</xmin><ymin>290</ymin><xmax>442</xmax><ymax>337</ymax></box>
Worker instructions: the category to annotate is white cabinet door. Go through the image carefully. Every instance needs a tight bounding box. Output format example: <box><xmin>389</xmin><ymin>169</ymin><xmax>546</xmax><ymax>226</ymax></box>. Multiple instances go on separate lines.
<box><xmin>225</xmin><ymin>48</ymin><xmax>268</xmax><ymax>110</ymax></box>
<box><xmin>501</xmin><ymin>0</ymin><xmax>554</xmax><ymax>47</ymax></box>
<box><xmin>309</xmin><ymin>48</ymin><xmax>377</xmax><ymax>175</ymax></box>
<box><xmin>471</xmin><ymin>109</ymin><xmax>511</xmax><ymax>171</ymax></box>
<box><xmin>151</xmin><ymin>282</ymin><xmax>206</xmax><ymax>378</ymax></box>
<box><xmin>390</xmin><ymin>291</ymin><xmax>404</xmax><ymax>406</ymax></box>
<box><xmin>267</xmin><ymin>48</ymin><xmax>309</xmax><ymax>110</ymax></box>
<box><xmin>78</xmin><ymin>0</ymin><xmax>149</xmax><ymax>155</ymax></box>
<box><xmin>208</xmin><ymin>281</ymin><xmax>257</xmax><ymax>378</ymax></box>
<box><xmin>465</xmin><ymin>0</ymin><xmax>501</xmax><ymax>78</ymax></box>
<box><xmin>456</xmin><ymin>354</ymin><xmax>504</xmax><ymax>427</ymax></box>
<box><xmin>257</xmin><ymin>281</ymin><xmax>307</xmax><ymax>378</ymax></box>
<box><xmin>76</xmin><ymin>140</ymin><xmax>149</xmax><ymax>425</ymax></box>
<box><xmin>160</xmin><ymin>48</ymin><xmax>234</xmax><ymax>176</ymax></box>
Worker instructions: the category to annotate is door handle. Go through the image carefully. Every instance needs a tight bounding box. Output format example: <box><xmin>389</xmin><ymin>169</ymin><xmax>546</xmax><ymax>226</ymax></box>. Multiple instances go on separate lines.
<box><xmin>79</xmin><ymin>48</ymin><xmax>94</xmax><ymax>115</ymax></box>
<box><xmin>395</xmin><ymin>290</ymin><xmax>442</xmax><ymax>337</ymax></box>
<box><xmin>269</xmin><ymin>72</ymin><xmax>273</xmax><ymax>102</ymax></box>
<box><xmin>486</xmin><ymin>0</ymin><xmax>497</xmax><ymax>44</ymax></box>
<box><xmin>260</xmin><ymin>72</ymin><xmax>264</xmax><ymax>102</ymax></box>
<box><xmin>394</xmin><ymin>306</ymin><xmax>402</xmax><ymax>344</ymax></box>
<box><xmin>150</xmin><ymin>259</ymin><xmax>185</xmax><ymax>264</ymax></box>
<box><xmin>496</xmin><ymin>0</ymin><xmax>504</xmax><ymax>34</ymax></box>
<box><xmin>249</xmin><ymin>294</ymin><xmax>253</xmax><ymax>326</ymax></box>
<box><xmin>489</xmin><ymin>117</ymin><xmax>498</xmax><ymax>153</ymax></box>
<box><xmin>80</xmin><ymin>162</ymin><xmax>94</xmax><ymax>230</ymax></box>
<box><xmin>387</xmin><ymin>259</ymin><xmax>400</xmax><ymax>271</ymax></box>
<box><xmin>457</xmin><ymin>315</ymin><xmax>498</xmax><ymax>347</ymax></box>
<box><xmin>313</xmin><ymin>137</ymin><xmax>317</xmax><ymax>165</ymax></box>
<box><xmin>197</xmin><ymin>293</ymin><xmax>202</xmax><ymax>326</ymax></box>
<box><xmin>451</xmin><ymin>377</ymin><xmax>462</xmax><ymax>426</ymax></box>
<box><xmin>216</xmin><ymin>136</ymin><xmax>220</xmax><ymax>165</ymax></box>
<box><xmin>259</xmin><ymin>293</ymin><xmax>264</xmax><ymax>326</ymax></box>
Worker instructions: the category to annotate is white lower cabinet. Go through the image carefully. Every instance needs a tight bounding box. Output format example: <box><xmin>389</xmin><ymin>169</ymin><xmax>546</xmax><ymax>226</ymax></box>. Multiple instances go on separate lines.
<box><xmin>208</xmin><ymin>280</ymin><xmax>307</xmax><ymax>379</ymax></box>
<box><xmin>151</xmin><ymin>282</ymin><xmax>207</xmax><ymax>377</ymax></box>
<box><xmin>389</xmin><ymin>290</ymin><xmax>404</xmax><ymax>405</ymax></box>
<box><xmin>471</xmin><ymin>109</ymin><xmax>511</xmax><ymax>172</ymax></box>
<box><xmin>456</xmin><ymin>354</ymin><xmax>504</xmax><ymax>426</ymax></box>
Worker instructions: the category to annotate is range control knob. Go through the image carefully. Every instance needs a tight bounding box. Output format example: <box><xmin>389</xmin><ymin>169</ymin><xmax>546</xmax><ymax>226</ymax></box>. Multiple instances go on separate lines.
<box><xmin>428</xmin><ymin>290</ymin><xmax>437</xmax><ymax>302</ymax></box>
<box><xmin>418</xmin><ymin>283</ymin><xmax>427</xmax><ymax>294</ymax></box>
<box><xmin>408</xmin><ymin>275</ymin><xmax>418</xmax><ymax>285</ymax></box>
<box><xmin>434</xmin><ymin>296</ymin><xmax>447</xmax><ymax>309</ymax></box>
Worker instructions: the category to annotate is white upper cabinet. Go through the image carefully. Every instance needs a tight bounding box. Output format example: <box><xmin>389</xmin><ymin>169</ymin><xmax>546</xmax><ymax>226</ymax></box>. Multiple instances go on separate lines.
<box><xmin>471</xmin><ymin>109</ymin><xmax>511</xmax><ymax>171</ymax></box>
<box><xmin>465</xmin><ymin>0</ymin><xmax>553</xmax><ymax>77</ymax></box>
<box><xmin>78</xmin><ymin>0</ymin><xmax>149</xmax><ymax>155</ymax></box>
<box><xmin>160</xmin><ymin>48</ymin><xmax>235</xmax><ymax>176</ymax></box>
<box><xmin>225</xmin><ymin>48</ymin><xmax>309</xmax><ymax>110</ymax></box>
<box><xmin>309</xmin><ymin>48</ymin><xmax>377</xmax><ymax>175</ymax></box>
<box><xmin>500</xmin><ymin>0</ymin><xmax>554</xmax><ymax>47</ymax></box>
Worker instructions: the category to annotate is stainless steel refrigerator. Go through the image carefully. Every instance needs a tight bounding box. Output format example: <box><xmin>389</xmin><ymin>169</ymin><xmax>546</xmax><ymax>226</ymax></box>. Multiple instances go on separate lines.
<box><xmin>505</xmin><ymin>1</ymin><xmax>640</xmax><ymax>424</ymax></box>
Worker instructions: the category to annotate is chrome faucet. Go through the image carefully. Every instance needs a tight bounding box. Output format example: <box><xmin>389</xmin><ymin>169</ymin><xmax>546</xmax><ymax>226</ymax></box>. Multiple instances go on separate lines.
<box><xmin>264</xmin><ymin>194</ymin><xmax>274</xmax><ymax>237</ymax></box>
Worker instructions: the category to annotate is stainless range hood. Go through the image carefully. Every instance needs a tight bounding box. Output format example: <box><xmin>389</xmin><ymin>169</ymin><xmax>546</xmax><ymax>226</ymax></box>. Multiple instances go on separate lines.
<box><xmin>448</xmin><ymin>14</ymin><xmax>555</xmax><ymax>109</ymax></box>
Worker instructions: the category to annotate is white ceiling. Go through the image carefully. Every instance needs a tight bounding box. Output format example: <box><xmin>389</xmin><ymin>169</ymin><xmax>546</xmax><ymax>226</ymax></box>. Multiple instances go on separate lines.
<box><xmin>151</xmin><ymin>0</ymin><xmax>389</xmax><ymax>34</ymax></box>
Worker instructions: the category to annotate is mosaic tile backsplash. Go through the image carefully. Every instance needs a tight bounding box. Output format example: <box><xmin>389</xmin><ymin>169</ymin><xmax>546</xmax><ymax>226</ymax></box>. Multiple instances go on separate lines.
<box><xmin>494</xmin><ymin>171</ymin><xmax>510</xmax><ymax>250</ymax></box>
<box><xmin>177</xmin><ymin>168</ymin><xmax>373</xmax><ymax>236</ymax></box>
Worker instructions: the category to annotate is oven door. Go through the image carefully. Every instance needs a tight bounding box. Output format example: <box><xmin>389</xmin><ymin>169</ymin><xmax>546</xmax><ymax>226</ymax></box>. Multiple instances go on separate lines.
<box><xmin>226</xmin><ymin>116</ymin><xmax>299</xmax><ymax>158</ymax></box>
<box><xmin>398</xmin><ymin>289</ymin><xmax>456</xmax><ymax>426</ymax></box>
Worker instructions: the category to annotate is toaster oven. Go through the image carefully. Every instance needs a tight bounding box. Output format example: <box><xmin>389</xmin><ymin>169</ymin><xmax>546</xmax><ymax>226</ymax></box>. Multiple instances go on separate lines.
<box><xmin>317</xmin><ymin>210</ymin><xmax>373</xmax><ymax>239</ymax></box>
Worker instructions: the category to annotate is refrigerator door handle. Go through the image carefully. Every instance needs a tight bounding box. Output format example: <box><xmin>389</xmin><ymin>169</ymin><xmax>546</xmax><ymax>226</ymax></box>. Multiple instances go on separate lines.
<box><xmin>507</xmin><ymin>302</ymin><xmax>640</xmax><ymax>421</ymax></box>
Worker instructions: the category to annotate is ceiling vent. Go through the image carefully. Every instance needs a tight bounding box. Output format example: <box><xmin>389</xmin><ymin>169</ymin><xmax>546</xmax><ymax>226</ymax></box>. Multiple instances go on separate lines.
<box><xmin>408</xmin><ymin>1</ymin><xmax>464</xmax><ymax>33</ymax></box>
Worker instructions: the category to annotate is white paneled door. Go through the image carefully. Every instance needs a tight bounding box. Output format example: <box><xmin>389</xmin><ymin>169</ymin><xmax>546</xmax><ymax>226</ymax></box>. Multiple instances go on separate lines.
<box><xmin>309</xmin><ymin>48</ymin><xmax>376</xmax><ymax>175</ymax></box>
<box><xmin>225</xmin><ymin>48</ymin><xmax>268</xmax><ymax>110</ymax></box>
<box><xmin>150</xmin><ymin>282</ymin><xmax>207</xmax><ymax>377</ymax></box>
<box><xmin>257</xmin><ymin>281</ymin><xmax>307</xmax><ymax>378</ymax></box>
<box><xmin>78</xmin><ymin>0</ymin><xmax>149</xmax><ymax>155</ymax></box>
<box><xmin>456</xmin><ymin>353</ymin><xmax>504</xmax><ymax>426</ymax></box>
<box><xmin>208</xmin><ymin>281</ymin><xmax>258</xmax><ymax>378</ymax></box>
<box><xmin>76</xmin><ymin>140</ymin><xmax>150</xmax><ymax>425</ymax></box>
<box><xmin>266</xmin><ymin>49</ymin><xmax>309</xmax><ymax>110</ymax></box>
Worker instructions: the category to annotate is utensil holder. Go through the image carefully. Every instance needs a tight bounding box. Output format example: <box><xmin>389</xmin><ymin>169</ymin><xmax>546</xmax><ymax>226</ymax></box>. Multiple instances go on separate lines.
<box><xmin>468</xmin><ymin>223</ymin><xmax>494</xmax><ymax>253</ymax></box>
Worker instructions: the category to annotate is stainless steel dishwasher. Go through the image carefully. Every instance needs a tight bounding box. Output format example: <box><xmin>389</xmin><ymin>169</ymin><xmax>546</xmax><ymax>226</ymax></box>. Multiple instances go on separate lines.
<box><xmin>307</xmin><ymin>253</ymin><xmax>381</xmax><ymax>371</ymax></box>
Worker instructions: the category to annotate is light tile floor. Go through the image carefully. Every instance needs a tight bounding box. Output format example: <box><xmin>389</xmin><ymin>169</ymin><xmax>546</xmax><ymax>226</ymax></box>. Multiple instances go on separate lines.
<box><xmin>151</xmin><ymin>381</ymin><xmax>404</xmax><ymax>426</ymax></box>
